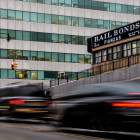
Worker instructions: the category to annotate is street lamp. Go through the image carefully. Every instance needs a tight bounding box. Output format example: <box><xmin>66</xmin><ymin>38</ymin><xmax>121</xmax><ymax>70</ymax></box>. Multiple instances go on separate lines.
<box><xmin>0</xmin><ymin>33</ymin><xmax>11</xmax><ymax>42</ymax></box>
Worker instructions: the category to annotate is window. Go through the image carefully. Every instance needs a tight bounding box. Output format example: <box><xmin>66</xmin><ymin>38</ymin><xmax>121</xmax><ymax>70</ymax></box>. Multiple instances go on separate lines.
<box><xmin>127</xmin><ymin>43</ymin><xmax>131</xmax><ymax>56</ymax></box>
<box><xmin>95</xmin><ymin>51</ymin><xmax>101</xmax><ymax>63</ymax></box>
<box><xmin>116</xmin><ymin>4</ymin><xmax>121</xmax><ymax>13</ymax></box>
<box><xmin>31</xmin><ymin>51</ymin><xmax>38</xmax><ymax>60</ymax></box>
<box><xmin>1</xmin><ymin>70</ymin><xmax>8</xmax><ymax>79</ymax></box>
<box><xmin>45</xmin><ymin>33</ymin><xmax>52</xmax><ymax>42</ymax></box>
<box><xmin>98</xmin><ymin>2</ymin><xmax>104</xmax><ymax>11</ymax></box>
<box><xmin>52</xmin><ymin>0</ymin><xmax>58</xmax><ymax>5</ymax></box>
<box><xmin>38</xmin><ymin>52</ymin><xmax>44</xmax><ymax>61</ymax></box>
<box><xmin>113</xmin><ymin>47</ymin><xmax>117</xmax><ymax>59</ymax></box>
<box><xmin>31</xmin><ymin>12</ymin><xmax>37</xmax><ymax>22</ymax></box>
<box><xmin>59</xmin><ymin>16</ymin><xmax>65</xmax><ymax>25</ymax></box>
<box><xmin>78</xmin><ymin>54</ymin><xmax>84</xmax><ymax>63</ymax></box>
<box><xmin>23</xmin><ymin>12</ymin><xmax>30</xmax><ymax>21</ymax></box>
<box><xmin>44</xmin><ymin>71</ymin><xmax>58</xmax><ymax>80</ymax></box>
<box><xmin>85</xmin><ymin>18</ymin><xmax>92</xmax><ymax>27</ymax></box>
<box><xmin>52</xmin><ymin>53</ymin><xmax>58</xmax><ymax>62</ymax></box>
<box><xmin>134</xmin><ymin>6</ymin><xmax>140</xmax><ymax>15</ymax></box>
<box><xmin>65</xmin><ymin>16</ymin><xmax>71</xmax><ymax>26</ymax></box>
<box><xmin>104</xmin><ymin>20</ymin><xmax>110</xmax><ymax>29</ymax></box>
<box><xmin>8</xmin><ymin>10</ymin><xmax>15</xmax><ymax>20</ymax></box>
<box><xmin>79</xmin><ymin>18</ymin><xmax>84</xmax><ymax>27</ymax></box>
<box><xmin>72</xmin><ymin>0</ymin><xmax>78</xmax><ymax>8</ymax></box>
<box><xmin>102</xmin><ymin>50</ymin><xmax>107</xmax><ymax>62</ymax></box>
<box><xmin>64</xmin><ymin>35</ymin><xmax>71</xmax><ymax>44</ymax></box>
<box><xmin>117</xmin><ymin>45</ymin><xmax>122</xmax><ymax>59</ymax></box>
<box><xmin>31</xmin><ymin>32</ymin><xmax>37</xmax><ymax>41</ymax></box>
<box><xmin>52</xmin><ymin>15</ymin><xmax>58</xmax><ymax>24</ymax></box>
<box><xmin>85</xmin><ymin>55</ymin><xmax>92</xmax><ymax>64</ymax></box>
<box><xmin>52</xmin><ymin>34</ymin><xmax>58</xmax><ymax>43</ymax></box>
<box><xmin>1</xmin><ymin>49</ymin><xmax>8</xmax><ymax>58</ymax></box>
<box><xmin>8</xmin><ymin>50</ymin><xmax>16</xmax><ymax>59</ymax></box>
<box><xmin>38</xmin><ymin>71</ymin><xmax>44</xmax><ymax>80</ymax></box>
<box><xmin>45</xmin><ymin>52</ymin><xmax>51</xmax><ymax>61</ymax></box>
<box><xmin>85</xmin><ymin>0</ymin><xmax>91</xmax><ymax>9</ymax></box>
<box><xmin>65</xmin><ymin>54</ymin><xmax>71</xmax><ymax>63</ymax></box>
<box><xmin>132</xmin><ymin>41</ymin><xmax>136</xmax><ymax>55</ymax></box>
<box><xmin>44</xmin><ymin>0</ymin><xmax>51</xmax><ymax>4</ymax></box>
<box><xmin>110</xmin><ymin>21</ymin><xmax>116</xmax><ymax>29</ymax></box>
<box><xmin>98</xmin><ymin>20</ymin><xmax>103</xmax><ymax>29</ymax></box>
<box><xmin>79</xmin><ymin>0</ymin><xmax>84</xmax><ymax>8</ymax></box>
<box><xmin>59</xmin><ymin>0</ymin><xmax>65</xmax><ymax>6</ymax></box>
<box><xmin>110</xmin><ymin>3</ymin><xmax>116</xmax><ymax>12</ymax></box>
<box><xmin>8</xmin><ymin>30</ymin><xmax>16</xmax><ymax>40</ymax></box>
<box><xmin>0</xmin><ymin>9</ymin><xmax>7</xmax><ymax>19</ymax></box>
<box><xmin>128</xmin><ymin>6</ymin><xmax>134</xmax><ymax>14</ymax></box>
<box><xmin>16</xmin><ymin>31</ymin><xmax>22</xmax><ymax>40</ymax></box>
<box><xmin>23</xmin><ymin>31</ymin><xmax>30</xmax><ymax>41</ymax></box>
<box><xmin>122</xmin><ymin>5</ymin><xmax>128</xmax><ymax>13</ymax></box>
<box><xmin>107</xmin><ymin>48</ymin><xmax>112</xmax><ymax>60</ymax></box>
<box><xmin>72</xmin><ymin>17</ymin><xmax>78</xmax><ymax>26</ymax></box>
<box><xmin>59</xmin><ymin>35</ymin><xmax>64</xmax><ymax>43</ymax></box>
<box><xmin>31</xmin><ymin>71</ymin><xmax>37</xmax><ymax>80</ymax></box>
<box><xmin>38</xmin><ymin>32</ymin><xmax>44</xmax><ymax>42</ymax></box>
<box><xmin>65</xmin><ymin>0</ymin><xmax>71</xmax><ymax>7</ymax></box>
<box><xmin>23</xmin><ymin>50</ymin><xmax>30</xmax><ymax>60</ymax></box>
<box><xmin>72</xmin><ymin>54</ymin><xmax>78</xmax><ymax>63</ymax></box>
<box><xmin>45</xmin><ymin>14</ymin><xmax>51</xmax><ymax>24</ymax></box>
<box><xmin>92</xmin><ymin>1</ymin><xmax>97</xmax><ymax>10</ymax></box>
<box><xmin>104</xmin><ymin>2</ymin><xmax>109</xmax><ymax>11</ymax></box>
<box><xmin>78</xmin><ymin>36</ymin><xmax>85</xmax><ymax>45</ymax></box>
<box><xmin>16</xmin><ymin>11</ymin><xmax>22</xmax><ymax>21</ymax></box>
<box><xmin>16</xmin><ymin>50</ymin><xmax>23</xmax><ymax>59</ymax></box>
<box><xmin>8</xmin><ymin>70</ymin><xmax>15</xmax><ymax>79</ymax></box>
<box><xmin>92</xmin><ymin>19</ymin><xmax>98</xmax><ymax>28</ymax></box>
<box><xmin>72</xmin><ymin>36</ymin><xmax>78</xmax><ymax>44</ymax></box>
<box><xmin>137</xmin><ymin>40</ymin><xmax>140</xmax><ymax>54</ymax></box>
<box><xmin>59</xmin><ymin>53</ymin><xmax>64</xmax><ymax>62</ymax></box>
<box><xmin>38</xmin><ymin>13</ymin><xmax>45</xmax><ymax>23</ymax></box>
<box><xmin>123</xmin><ymin>44</ymin><xmax>127</xmax><ymax>57</ymax></box>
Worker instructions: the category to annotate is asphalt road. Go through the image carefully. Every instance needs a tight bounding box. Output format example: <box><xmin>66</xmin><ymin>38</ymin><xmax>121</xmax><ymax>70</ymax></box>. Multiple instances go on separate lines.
<box><xmin>0</xmin><ymin>118</ymin><xmax>112</xmax><ymax>140</ymax></box>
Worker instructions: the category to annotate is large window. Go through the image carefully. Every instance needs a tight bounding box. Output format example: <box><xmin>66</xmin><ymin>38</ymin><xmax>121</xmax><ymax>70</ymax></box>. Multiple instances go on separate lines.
<box><xmin>95</xmin><ymin>51</ymin><xmax>101</xmax><ymax>63</ymax></box>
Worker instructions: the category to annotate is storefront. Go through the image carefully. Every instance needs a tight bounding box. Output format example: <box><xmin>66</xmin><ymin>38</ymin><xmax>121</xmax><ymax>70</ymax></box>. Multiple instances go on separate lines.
<box><xmin>88</xmin><ymin>20</ymin><xmax>140</xmax><ymax>74</ymax></box>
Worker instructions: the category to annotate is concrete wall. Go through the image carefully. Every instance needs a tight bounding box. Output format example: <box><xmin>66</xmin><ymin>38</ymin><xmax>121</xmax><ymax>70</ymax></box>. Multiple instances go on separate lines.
<box><xmin>49</xmin><ymin>64</ymin><xmax>140</xmax><ymax>98</ymax></box>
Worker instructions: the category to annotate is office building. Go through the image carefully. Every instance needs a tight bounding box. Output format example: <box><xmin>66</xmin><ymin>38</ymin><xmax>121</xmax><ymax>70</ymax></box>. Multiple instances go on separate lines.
<box><xmin>0</xmin><ymin>0</ymin><xmax>140</xmax><ymax>87</ymax></box>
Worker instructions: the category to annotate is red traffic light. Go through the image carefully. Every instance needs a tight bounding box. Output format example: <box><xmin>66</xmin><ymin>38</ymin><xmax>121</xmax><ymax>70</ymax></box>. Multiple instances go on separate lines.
<box><xmin>11</xmin><ymin>61</ymin><xmax>14</xmax><ymax>70</ymax></box>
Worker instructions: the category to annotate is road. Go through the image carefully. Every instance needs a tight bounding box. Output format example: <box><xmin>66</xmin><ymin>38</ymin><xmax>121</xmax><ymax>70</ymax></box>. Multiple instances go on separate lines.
<box><xmin>0</xmin><ymin>118</ymin><xmax>113</xmax><ymax>140</ymax></box>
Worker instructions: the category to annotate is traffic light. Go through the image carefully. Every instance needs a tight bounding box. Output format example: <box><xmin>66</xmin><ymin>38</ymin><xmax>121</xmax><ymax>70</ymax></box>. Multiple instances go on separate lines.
<box><xmin>14</xmin><ymin>62</ymin><xmax>18</xmax><ymax>70</ymax></box>
<box><xmin>11</xmin><ymin>61</ymin><xmax>14</xmax><ymax>70</ymax></box>
<box><xmin>7</xmin><ymin>33</ymin><xmax>10</xmax><ymax>42</ymax></box>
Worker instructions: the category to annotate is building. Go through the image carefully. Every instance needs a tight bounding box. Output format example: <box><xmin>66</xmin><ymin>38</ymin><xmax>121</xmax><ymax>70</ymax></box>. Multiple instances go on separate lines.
<box><xmin>88</xmin><ymin>20</ymin><xmax>140</xmax><ymax>75</ymax></box>
<box><xmin>0</xmin><ymin>0</ymin><xmax>140</xmax><ymax>87</ymax></box>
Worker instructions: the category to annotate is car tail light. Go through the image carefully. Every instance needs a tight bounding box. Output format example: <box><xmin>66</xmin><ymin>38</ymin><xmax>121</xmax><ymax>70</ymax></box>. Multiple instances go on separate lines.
<box><xmin>44</xmin><ymin>101</ymin><xmax>59</xmax><ymax>106</ymax></box>
<box><xmin>128</xmin><ymin>93</ymin><xmax>140</xmax><ymax>95</ymax></box>
<box><xmin>44</xmin><ymin>101</ymin><xmax>52</xmax><ymax>105</ymax></box>
<box><xmin>9</xmin><ymin>99</ymin><xmax>25</xmax><ymax>105</ymax></box>
<box><xmin>111</xmin><ymin>102</ymin><xmax>140</xmax><ymax>108</ymax></box>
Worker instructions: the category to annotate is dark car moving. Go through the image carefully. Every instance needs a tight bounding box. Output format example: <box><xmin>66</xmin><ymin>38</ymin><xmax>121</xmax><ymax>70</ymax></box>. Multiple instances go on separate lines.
<box><xmin>0</xmin><ymin>83</ymin><xmax>52</xmax><ymax>120</ymax></box>
<box><xmin>50</xmin><ymin>82</ymin><xmax>140</xmax><ymax>132</ymax></box>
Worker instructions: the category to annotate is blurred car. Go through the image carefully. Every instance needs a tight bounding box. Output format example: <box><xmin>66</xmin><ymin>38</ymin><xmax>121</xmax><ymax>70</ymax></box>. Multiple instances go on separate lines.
<box><xmin>0</xmin><ymin>83</ymin><xmax>52</xmax><ymax>120</ymax></box>
<box><xmin>50</xmin><ymin>82</ymin><xmax>140</xmax><ymax>132</ymax></box>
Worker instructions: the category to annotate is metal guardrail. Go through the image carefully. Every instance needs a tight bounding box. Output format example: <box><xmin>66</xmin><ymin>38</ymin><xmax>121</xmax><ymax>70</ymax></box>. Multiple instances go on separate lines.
<box><xmin>50</xmin><ymin>54</ymin><xmax>140</xmax><ymax>87</ymax></box>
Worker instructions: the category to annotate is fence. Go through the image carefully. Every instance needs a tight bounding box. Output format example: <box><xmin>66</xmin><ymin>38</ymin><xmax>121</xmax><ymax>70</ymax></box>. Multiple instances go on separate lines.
<box><xmin>50</xmin><ymin>54</ymin><xmax>140</xmax><ymax>87</ymax></box>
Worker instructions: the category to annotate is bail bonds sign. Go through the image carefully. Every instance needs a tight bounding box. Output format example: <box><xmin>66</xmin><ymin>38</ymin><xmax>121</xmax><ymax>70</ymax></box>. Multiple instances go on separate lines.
<box><xmin>92</xmin><ymin>21</ymin><xmax>140</xmax><ymax>48</ymax></box>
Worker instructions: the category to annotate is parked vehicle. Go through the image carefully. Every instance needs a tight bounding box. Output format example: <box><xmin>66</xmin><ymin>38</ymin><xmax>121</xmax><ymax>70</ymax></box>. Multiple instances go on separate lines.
<box><xmin>50</xmin><ymin>82</ymin><xmax>140</xmax><ymax>132</ymax></box>
<box><xmin>0</xmin><ymin>83</ymin><xmax>52</xmax><ymax>120</ymax></box>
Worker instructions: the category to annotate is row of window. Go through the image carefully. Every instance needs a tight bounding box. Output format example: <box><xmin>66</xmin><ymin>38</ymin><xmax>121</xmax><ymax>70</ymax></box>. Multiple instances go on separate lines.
<box><xmin>16</xmin><ymin>0</ymin><xmax>140</xmax><ymax>15</ymax></box>
<box><xmin>0</xmin><ymin>9</ymin><xmax>128</xmax><ymax>30</ymax></box>
<box><xmin>94</xmin><ymin>40</ymin><xmax>140</xmax><ymax>64</ymax></box>
<box><xmin>0</xmin><ymin>49</ymin><xmax>92</xmax><ymax>64</ymax></box>
<box><xmin>0</xmin><ymin>29</ymin><xmax>89</xmax><ymax>45</ymax></box>
<box><xmin>0</xmin><ymin>69</ymin><xmax>89</xmax><ymax>80</ymax></box>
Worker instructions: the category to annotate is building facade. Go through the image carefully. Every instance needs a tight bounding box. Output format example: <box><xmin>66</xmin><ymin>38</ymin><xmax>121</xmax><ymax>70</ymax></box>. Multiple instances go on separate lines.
<box><xmin>0</xmin><ymin>0</ymin><xmax>140</xmax><ymax>87</ymax></box>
